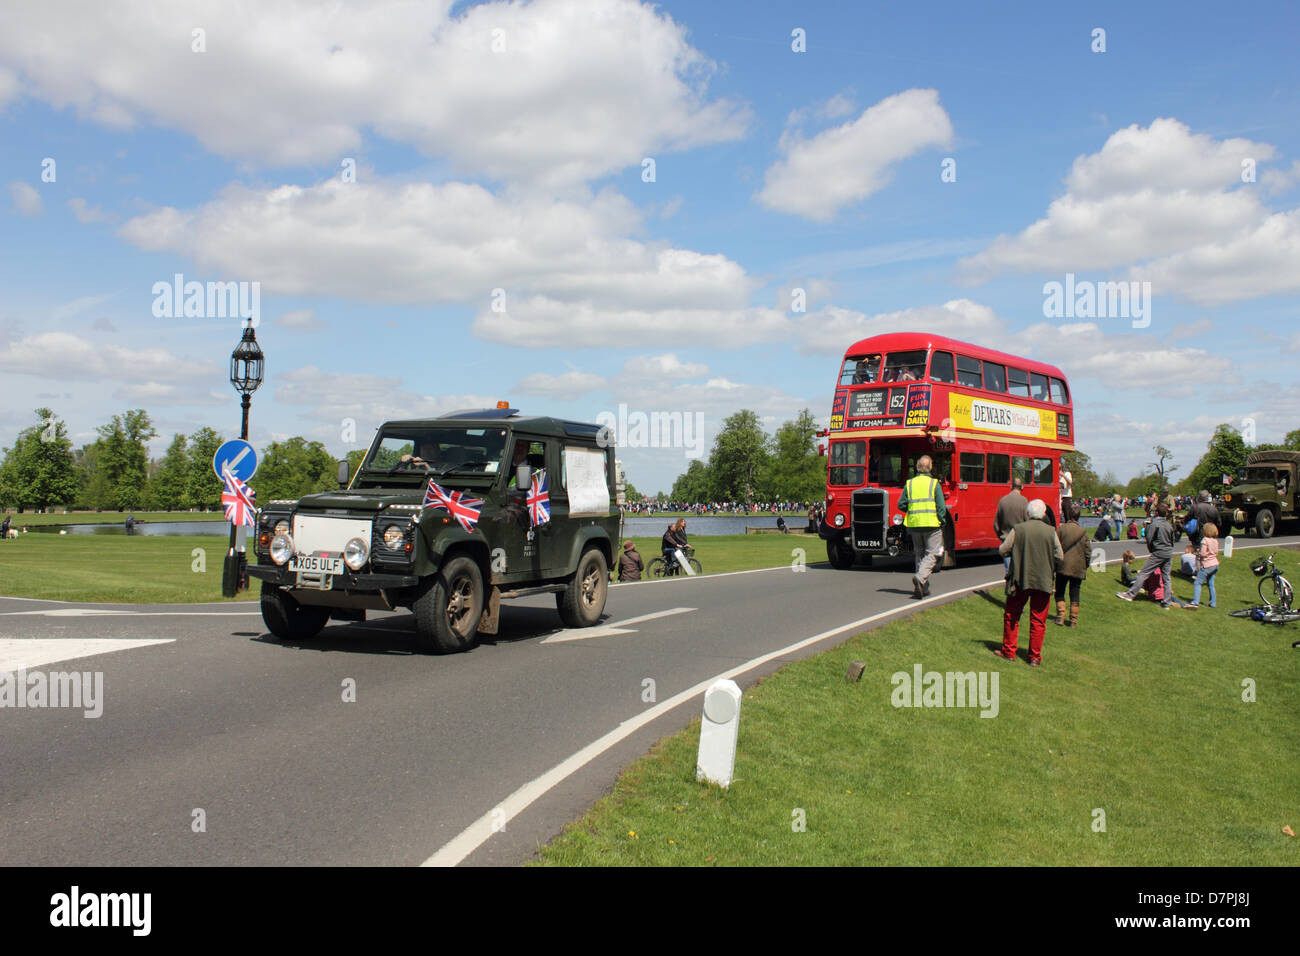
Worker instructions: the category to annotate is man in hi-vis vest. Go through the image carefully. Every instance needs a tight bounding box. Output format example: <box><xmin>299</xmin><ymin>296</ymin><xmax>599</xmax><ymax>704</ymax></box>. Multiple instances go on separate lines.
<box><xmin>898</xmin><ymin>454</ymin><xmax>947</xmax><ymax>599</ymax></box>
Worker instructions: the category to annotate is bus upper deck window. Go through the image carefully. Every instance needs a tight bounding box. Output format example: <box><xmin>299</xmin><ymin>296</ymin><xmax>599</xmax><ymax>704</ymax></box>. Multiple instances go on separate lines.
<box><xmin>1031</xmin><ymin>373</ymin><xmax>1051</xmax><ymax>402</ymax></box>
<box><xmin>982</xmin><ymin>362</ymin><xmax>1007</xmax><ymax>393</ymax></box>
<box><xmin>929</xmin><ymin>351</ymin><xmax>955</xmax><ymax>383</ymax></box>
<box><xmin>882</xmin><ymin>350</ymin><xmax>926</xmax><ymax>382</ymax></box>
<box><xmin>1050</xmin><ymin>377</ymin><xmax>1069</xmax><ymax>405</ymax></box>
<box><xmin>956</xmin><ymin>355</ymin><xmax>982</xmax><ymax>389</ymax></box>
<box><xmin>1007</xmin><ymin>367</ymin><xmax>1030</xmax><ymax>397</ymax></box>
<box><xmin>840</xmin><ymin>354</ymin><xmax>881</xmax><ymax>386</ymax></box>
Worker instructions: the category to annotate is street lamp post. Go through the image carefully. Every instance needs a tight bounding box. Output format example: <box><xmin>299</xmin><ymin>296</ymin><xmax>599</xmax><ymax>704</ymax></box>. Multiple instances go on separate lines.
<box><xmin>222</xmin><ymin>325</ymin><xmax>265</xmax><ymax>597</ymax></box>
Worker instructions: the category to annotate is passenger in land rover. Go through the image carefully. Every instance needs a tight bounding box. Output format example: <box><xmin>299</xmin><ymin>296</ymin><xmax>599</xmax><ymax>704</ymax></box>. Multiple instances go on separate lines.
<box><xmin>250</xmin><ymin>410</ymin><xmax>617</xmax><ymax>655</ymax></box>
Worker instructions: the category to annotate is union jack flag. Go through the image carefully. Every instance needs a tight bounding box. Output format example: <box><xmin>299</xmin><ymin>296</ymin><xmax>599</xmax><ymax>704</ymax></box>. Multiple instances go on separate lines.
<box><xmin>424</xmin><ymin>479</ymin><xmax>484</xmax><ymax>532</ymax></box>
<box><xmin>527</xmin><ymin>469</ymin><xmax>551</xmax><ymax>527</ymax></box>
<box><xmin>221</xmin><ymin>467</ymin><xmax>257</xmax><ymax>527</ymax></box>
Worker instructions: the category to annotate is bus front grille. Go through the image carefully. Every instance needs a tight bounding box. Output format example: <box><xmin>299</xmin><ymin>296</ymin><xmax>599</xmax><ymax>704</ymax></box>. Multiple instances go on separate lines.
<box><xmin>851</xmin><ymin>488</ymin><xmax>888</xmax><ymax>552</ymax></box>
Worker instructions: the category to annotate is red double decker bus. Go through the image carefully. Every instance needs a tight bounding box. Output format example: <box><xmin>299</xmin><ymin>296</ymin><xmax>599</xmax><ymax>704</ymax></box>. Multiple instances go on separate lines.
<box><xmin>820</xmin><ymin>332</ymin><xmax>1075</xmax><ymax>568</ymax></box>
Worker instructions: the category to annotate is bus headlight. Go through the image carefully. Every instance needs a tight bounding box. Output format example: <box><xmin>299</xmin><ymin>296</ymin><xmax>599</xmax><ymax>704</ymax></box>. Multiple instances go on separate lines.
<box><xmin>833</xmin><ymin>513</ymin><xmax>845</xmax><ymax>527</ymax></box>
<box><xmin>344</xmin><ymin>537</ymin><xmax>369</xmax><ymax>571</ymax></box>
<box><xmin>892</xmin><ymin>514</ymin><xmax>904</xmax><ymax>526</ymax></box>
<box><xmin>270</xmin><ymin>533</ymin><xmax>294</xmax><ymax>566</ymax></box>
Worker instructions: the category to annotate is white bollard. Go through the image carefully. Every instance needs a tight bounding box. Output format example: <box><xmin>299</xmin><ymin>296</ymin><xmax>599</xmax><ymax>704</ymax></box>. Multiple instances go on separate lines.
<box><xmin>696</xmin><ymin>679</ymin><xmax>742</xmax><ymax>787</ymax></box>
<box><xmin>1223</xmin><ymin>535</ymin><xmax>1234</xmax><ymax>559</ymax></box>
<box><xmin>673</xmin><ymin>548</ymin><xmax>695</xmax><ymax>575</ymax></box>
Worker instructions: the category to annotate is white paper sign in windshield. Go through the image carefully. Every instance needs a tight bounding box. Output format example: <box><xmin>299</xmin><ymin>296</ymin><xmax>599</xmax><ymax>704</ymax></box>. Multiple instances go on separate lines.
<box><xmin>564</xmin><ymin>447</ymin><xmax>610</xmax><ymax>516</ymax></box>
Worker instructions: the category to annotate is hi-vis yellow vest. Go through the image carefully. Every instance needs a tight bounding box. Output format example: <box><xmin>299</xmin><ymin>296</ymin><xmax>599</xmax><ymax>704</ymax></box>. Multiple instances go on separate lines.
<box><xmin>903</xmin><ymin>475</ymin><xmax>941</xmax><ymax>528</ymax></box>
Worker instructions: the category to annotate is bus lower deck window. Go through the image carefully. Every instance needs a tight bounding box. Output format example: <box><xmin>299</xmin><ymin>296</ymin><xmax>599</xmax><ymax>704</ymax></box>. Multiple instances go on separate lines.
<box><xmin>960</xmin><ymin>453</ymin><xmax>985</xmax><ymax>483</ymax></box>
<box><xmin>1034</xmin><ymin>458</ymin><xmax>1055</xmax><ymax>485</ymax></box>
<box><xmin>987</xmin><ymin>454</ymin><xmax>1010</xmax><ymax>484</ymax></box>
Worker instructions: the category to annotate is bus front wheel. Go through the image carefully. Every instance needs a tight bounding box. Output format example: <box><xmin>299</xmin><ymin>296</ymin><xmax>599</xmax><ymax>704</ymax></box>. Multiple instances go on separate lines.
<box><xmin>827</xmin><ymin>538</ymin><xmax>854</xmax><ymax>569</ymax></box>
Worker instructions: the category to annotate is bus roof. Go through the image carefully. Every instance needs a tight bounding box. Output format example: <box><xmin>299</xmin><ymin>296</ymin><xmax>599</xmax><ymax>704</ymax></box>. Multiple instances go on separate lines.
<box><xmin>842</xmin><ymin>331</ymin><xmax>1068</xmax><ymax>381</ymax></box>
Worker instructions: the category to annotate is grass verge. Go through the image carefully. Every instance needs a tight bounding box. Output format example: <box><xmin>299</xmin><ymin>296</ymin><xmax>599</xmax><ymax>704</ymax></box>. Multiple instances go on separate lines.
<box><xmin>535</xmin><ymin>548</ymin><xmax>1300</xmax><ymax>865</ymax></box>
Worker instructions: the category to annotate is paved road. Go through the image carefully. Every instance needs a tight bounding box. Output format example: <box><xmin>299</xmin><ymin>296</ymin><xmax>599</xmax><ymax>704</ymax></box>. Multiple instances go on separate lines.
<box><xmin>2</xmin><ymin>534</ymin><xmax>1294</xmax><ymax>866</ymax></box>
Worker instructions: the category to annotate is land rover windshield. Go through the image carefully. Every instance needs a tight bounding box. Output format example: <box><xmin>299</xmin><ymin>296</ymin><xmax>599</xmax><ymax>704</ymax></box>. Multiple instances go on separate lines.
<box><xmin>359</xmin><ymin>426</ymin><xmax>510</xmax><ymax>482</ymax></box>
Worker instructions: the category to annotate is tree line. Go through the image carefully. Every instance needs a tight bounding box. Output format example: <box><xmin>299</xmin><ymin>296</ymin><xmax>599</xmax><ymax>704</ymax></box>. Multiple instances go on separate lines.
<box><xmin>0</xmin><ymin>408</ymin><xmax>351</xmax><ymax>513</ymax></box>
<box><xmin>663</xmin><ymin>409</ymin><xmax>826</xmax><ymax>505</ymax></box>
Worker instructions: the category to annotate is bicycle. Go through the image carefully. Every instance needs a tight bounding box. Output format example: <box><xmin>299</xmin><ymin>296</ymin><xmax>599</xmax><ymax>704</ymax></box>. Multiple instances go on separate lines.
<box><xmin>1251</xmin><ymin>553</ymin><xmax>1294</xmax><ymax>610</ymax></box>
<box><xmin>647</xmin><ymin>545</ymin><xmax>702</xmax><ymax>578</ymax></box>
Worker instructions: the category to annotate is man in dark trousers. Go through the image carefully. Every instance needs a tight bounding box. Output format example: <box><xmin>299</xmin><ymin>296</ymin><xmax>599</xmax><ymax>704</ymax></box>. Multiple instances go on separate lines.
<box><xmin>995</xmin><ymin>498</ymin><xmax>1063</xmax><ymax>666</ymax></box>
<box><xmin>994</xmin><ymin>478</ymin><xmax>1030</xmax><ymax>574</ymax></box>
<box><xmin>898</xmin><ymin>454</ymin><xmax>946</xmax><ymax>599</ymax></box>
<box><xmin>1117</xmin><ymin>502</ymin><xmax>1176</xmax><ymax>609</ymax></box>
<box><xmin>618</xmin><ymin>540</ymin><xmax>643</xmax><ymax>581</ymax></box>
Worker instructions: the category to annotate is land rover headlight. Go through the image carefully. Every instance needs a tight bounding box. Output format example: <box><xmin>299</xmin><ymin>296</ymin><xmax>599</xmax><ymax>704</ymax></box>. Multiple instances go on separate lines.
<box><xmin>273</xmin><ymin>519</ymin><xmax>289</xmax><ymax>536</ymax></box>
<box><xmin>382</xmin><ymin>524</ymin><xmax>406</xmax><ymax>549</ymax></box>
<box><xmin>344</xmin><ymin>536</ymin><xmax>369</xmax><ymax>570</ymax></box>
<box><xmin>834</xmin><ymin>513</ymin><xmax>845</xmax><ymax>527</ymax></box>
<box><xmin>270</xmin><ymin>533</ymin><xmax>294</xmax><ymax>565</ymax></box>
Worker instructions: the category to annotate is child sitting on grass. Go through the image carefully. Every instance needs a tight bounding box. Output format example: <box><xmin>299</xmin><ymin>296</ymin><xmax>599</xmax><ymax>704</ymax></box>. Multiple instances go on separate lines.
<box><xmin>1120</xmin><ymin>550</ymin><xmax>1138</xmax><ymax>587</ymax></box>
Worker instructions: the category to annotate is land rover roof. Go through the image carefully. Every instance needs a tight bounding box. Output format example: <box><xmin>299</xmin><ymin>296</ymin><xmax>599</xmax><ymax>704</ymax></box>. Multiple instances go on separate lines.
<box><xmin>381</xmin><ymin>411</ymin><xmax>606</xmax><ymax>441</ymax></box>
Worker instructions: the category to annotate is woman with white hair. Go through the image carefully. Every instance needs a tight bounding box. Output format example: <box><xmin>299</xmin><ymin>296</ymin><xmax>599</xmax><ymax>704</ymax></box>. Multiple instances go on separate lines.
<box><xmin>995</xmin><ymin>497</ymin><xmax>1064</xmax><ymax>666</ymax></box>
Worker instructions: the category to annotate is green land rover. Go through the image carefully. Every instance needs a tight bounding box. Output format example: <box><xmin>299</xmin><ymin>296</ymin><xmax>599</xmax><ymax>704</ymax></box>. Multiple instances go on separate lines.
<box><xmin>248</xmin><ymin>408</ymin><xmax>620</xmax><ymax>653</ymax></box>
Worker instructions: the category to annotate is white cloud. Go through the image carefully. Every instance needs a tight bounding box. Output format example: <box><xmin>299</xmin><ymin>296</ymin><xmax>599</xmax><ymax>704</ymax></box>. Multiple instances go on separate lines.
<box><xmin>9</xmin><ymin>181</ymin><xmax>41</xmax><ymax>216</ymax></box>
<box><xmin>0</xmin><ymin>331</ymin><xmax>209</xmax><ymax>383</ymax></box>
<box><xmin>960</xmin><ymin>118</ymin><xmax>1300</xmax><ymax>305</ymax></box>
<box><xmin>0</xmin><ymin>0</ymin><xmax>748</xmax><ymax>186</ymax></box>
<box><xmin>51</xmin><ymin>290</ymin><xmax>118</xmax><ymax>321</ymax></box>
<box><xmin>757</xmin><ymin>88</ymin><xmax>953</xmax><ymax>221</ymax></box>
<box><xmin>620</xmin><ymin>353</ymin><xmax>709</xmax><ymax>380</ymax></box>
<box><xmin>112</xmin><ymin>382</ymin><xmax>225</xmax><ymax>406</ymax></box>
<box><xmin>794</xmin><ymin>299</ymin><xmax>1007</xmax><ymax>356</ymax></box>
<box><xmin>514</xmin><ymin>370</ymin><xmax>607</xmax><ymax>400</ymax></box>
<box><xmin>67</xmin><ymin>197</ymin><xmax>111</xmax><ymax>224</ymax></box>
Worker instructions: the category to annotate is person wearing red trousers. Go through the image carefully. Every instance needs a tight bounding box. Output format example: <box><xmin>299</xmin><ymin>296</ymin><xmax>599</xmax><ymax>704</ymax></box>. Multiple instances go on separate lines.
<box><xmin>994</xmin><ymin>498</ymin><xmax>1063</xmax><ymax>667</ymax></box>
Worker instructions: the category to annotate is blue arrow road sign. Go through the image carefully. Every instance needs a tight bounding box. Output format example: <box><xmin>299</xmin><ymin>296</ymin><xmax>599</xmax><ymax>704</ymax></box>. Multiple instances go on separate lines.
<box><xmin>213</xmin><ymin>439</ymin><xmax>258</xmax><ymax>483</ymax></box>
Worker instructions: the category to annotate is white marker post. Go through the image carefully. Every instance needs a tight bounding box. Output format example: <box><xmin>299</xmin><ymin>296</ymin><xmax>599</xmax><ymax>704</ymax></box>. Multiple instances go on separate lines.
<box><xmin>696</xmin><ymin>679</ymin><xmax>742</xmax><ymax>788</ymax></box>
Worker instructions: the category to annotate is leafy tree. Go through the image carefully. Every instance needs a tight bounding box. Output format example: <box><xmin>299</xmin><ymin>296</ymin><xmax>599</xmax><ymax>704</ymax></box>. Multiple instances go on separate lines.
<box><xmin>670</xmin><ymin>459</ymin><xmax>710</xmax><ymax>502</ymax></box>
<box><xmin>0</xmin><ymin>408</ymin><xmax>79</xmax><ymax>511</ymax></box>
<box><xmin>93</xmin><ymin>409</ymin><xmax>157</xmax><ymax>511</ymax></box>
<box><xmin>762</xmin><ymin>409</ymin><xmax>825</xmax><ymax>503</ymax></box>
<box><xmin>186</xmin><ymin>427</ymin><xmax>225</xmax><ymax>511</ymax></box>
<box><xmin>255</xmin><ymin>437</ymin><xmax>337</xmax><ymax>502</ymax></box>
<box><xmin>1283</xmin><ymin>428</ymin><xmax>1300</xmax><ymax>450</ymax></box>
<box><xmin>708</xmin><ymin>410</ymin><xmax>769</xmax><ymax>503</ymax></box>
<box><xmin>149</xmin><ymin>434</ymin><xmax>191</xmax><ymax>510</ymax></box>
<box><xmin>1180</xmin><ymin>423</ymin><xmax>1250</xmax><ymax>495</ymax></box>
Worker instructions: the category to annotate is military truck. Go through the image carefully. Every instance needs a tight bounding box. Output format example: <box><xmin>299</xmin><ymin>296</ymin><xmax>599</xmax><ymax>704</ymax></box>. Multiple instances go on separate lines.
<box><xmin>248</xmin><ymin>408</ymin><xmax>620</xmax><ymax>652</ymax></box>
<box><xmin>1218</xmin><ymin>449</ymin><xmax>1300</xmax><ymax>538</ymax></box>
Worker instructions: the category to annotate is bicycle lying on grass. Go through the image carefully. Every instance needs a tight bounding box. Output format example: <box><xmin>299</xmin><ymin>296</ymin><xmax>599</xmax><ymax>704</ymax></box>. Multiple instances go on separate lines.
<box><xmin>647</xmin><ymin>545</ymin><xmax>702</xmax><ymax>578</ymax></box>
<box><xmin>1228</xmin><ymin>553</ymin><xmax>1299</xmax><ymax>625</ymax></box>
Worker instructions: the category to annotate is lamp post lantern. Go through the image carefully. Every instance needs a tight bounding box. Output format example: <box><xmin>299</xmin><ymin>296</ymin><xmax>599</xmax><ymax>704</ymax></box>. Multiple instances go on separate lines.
<box><xmin>222</xmin><ymin>324</ymin><xmax>265</xmax><ymax>596</ymax></box>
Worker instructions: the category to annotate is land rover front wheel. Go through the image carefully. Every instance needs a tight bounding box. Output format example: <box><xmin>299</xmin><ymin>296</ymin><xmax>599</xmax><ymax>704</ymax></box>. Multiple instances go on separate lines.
<box><xmin>260</xmin><ymin>583</ymin><xmax>330</xmax><ymax>641</ymax></box>
<box><xmin>558</xmin><ymin>547</ymin><xmax>608</xmax><ymax>627</ymax></box>
<box><xmin>414</xmin><ymin>556</ymin><xmax>483</xmax><ymax>653</ymax></box>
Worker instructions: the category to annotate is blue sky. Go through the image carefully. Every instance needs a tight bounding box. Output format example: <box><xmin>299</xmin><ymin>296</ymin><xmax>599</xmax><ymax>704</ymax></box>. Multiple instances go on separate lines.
<box><xmin>2</xmin><ymin>0</ymin><xmax>1298</xmax><ymax>495</ymax></box>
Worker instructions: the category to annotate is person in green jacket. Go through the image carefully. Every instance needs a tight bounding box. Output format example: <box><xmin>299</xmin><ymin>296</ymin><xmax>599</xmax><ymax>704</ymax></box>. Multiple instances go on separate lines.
<box><xmin>1054</xmin><ymin>500</ymin><xmax>1090</xmax><ymax>627</ymax></box>
<box><xmin>994</xmin><ymin>498</ymin><xmax>1063</xmax><ymax>666</ymax></box>
<box><xmin>898</xmin><ymin>454</ymin><xmax>947</xmax><ymax>599</ymax></box>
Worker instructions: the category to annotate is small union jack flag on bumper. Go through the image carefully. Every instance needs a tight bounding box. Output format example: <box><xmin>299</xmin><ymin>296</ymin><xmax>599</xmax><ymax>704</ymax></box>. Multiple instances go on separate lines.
<box><xmin>221</xmin><ymin>467</ymin><xmax>257</xmax><ymax>527</ymax></box>
<box><xmin>424</xmin><ymin>479</ymin><xmax>484</xmax><ymax>532</ymax></box>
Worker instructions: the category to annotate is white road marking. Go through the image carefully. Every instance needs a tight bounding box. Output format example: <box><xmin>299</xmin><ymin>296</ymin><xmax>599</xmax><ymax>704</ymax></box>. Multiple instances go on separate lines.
<box><xmin>539</xmin><ymin>607</ymin><xmax>696</xmax><ymax>645</ymax></box>
<box><xmin>0</xmin><ymin>638</ymin><xmax>175</xmax><ymax>671</ymax></box>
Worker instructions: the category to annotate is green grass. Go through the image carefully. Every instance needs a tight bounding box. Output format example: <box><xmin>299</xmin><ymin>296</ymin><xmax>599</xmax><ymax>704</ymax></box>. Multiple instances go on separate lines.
<box><xmin>4</xmin><ymin>510</ymin><xmax>225</xmax><ymax>528</ymax></box>
<box><xmin>0</xmin><ymin>531</ymin><xmax>804</xmax><ymax>603</ymax></box>
<box><xmin>0</xmin><ymin>534</ymin><xmax>241</xmax><ymax>603</ymax></box>
<box><xmin>536</xmin><ymin>549</ymin><xmax>1300</xmax><ymax>866</ymax></box>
